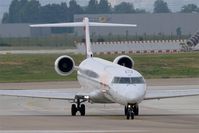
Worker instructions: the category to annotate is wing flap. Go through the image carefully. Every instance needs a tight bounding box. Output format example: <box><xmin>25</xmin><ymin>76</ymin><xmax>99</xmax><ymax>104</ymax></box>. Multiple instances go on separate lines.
<box><xmin>144</xmin><ymin>89</ymin><xmax>199</xmax><ymax>100</ymax></box>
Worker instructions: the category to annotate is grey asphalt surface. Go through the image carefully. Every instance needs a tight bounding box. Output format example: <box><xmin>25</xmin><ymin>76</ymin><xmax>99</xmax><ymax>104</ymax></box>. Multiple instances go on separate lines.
<box><xmin>0</xmin><ymin>78</ymin><xmax>199</xmax><ymax>133</ymax></box>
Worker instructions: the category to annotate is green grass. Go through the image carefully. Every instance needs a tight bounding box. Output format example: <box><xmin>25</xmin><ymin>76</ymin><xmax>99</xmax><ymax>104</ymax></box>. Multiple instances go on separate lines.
<box><xmin>0</xmin><ymin>52</ymin><xmax>198</xmax><ymax>83</ymax></box>
<box><xmin>132</xmin><ymin>53</ymin><xmax>199</xmax><ymax>78</ymax></box>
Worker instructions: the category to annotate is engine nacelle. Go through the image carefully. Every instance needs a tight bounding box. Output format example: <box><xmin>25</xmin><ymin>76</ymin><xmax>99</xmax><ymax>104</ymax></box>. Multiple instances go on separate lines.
<box><xmin>55</xmin><ymin>55</ymin><xmax>75</xmax><ymax>76</ymax></box>
<box><xmin>113</xmin><ymin>55</ymin><xmax>134</xmax><ymax>69</ymax></box>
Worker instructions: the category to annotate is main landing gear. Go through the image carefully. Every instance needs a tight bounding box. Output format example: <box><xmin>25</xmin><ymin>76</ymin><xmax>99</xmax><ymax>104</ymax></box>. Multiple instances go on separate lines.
<box><xmin>71</xmin><ymin>97</ymin><xmax>87</xmax><ymax>116</ymax></box>
<box><xmin>124</xmin><ymin>104</ymin><xmax>139</xmax><ymax>120</ymax></box>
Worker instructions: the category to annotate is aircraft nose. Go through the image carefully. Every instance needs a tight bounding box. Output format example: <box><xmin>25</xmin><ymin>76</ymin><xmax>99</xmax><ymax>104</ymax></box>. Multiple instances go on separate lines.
<box><xmin>111</xmin><ymin>84</ymin><xmax>146</xmax><ymax>105</ymax></box>
<box><xmin>110</xmin><ymin>84</ymin><xmax>146</xmax><ymax>105</ymax></box>
<box><xmin>125</xmin><ymin>90</ymin><xmax>142</xmax><ymax>103</ymax></box>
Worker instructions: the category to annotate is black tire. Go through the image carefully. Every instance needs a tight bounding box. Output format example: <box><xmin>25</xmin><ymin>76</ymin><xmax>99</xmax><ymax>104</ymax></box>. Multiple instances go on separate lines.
<box><xmin>126</xmin><ymin>111</ymin><xmax>130</xmax><ymax>120</ymax></box>
<box><xmin>80</xmin><ymin>104</ymin><xmax>85</xmax><ymax>116</ymax></box>
<box><xmin>134</xmin><ymin>104</ymin><xmax>139</xmax><ymax>116</ymax></box>
<box><xmin>131</xmin><ymin>112</ymin><xmax>135</xmax><ymax>119</ymax></box>
<box><xmin>124</xmin><ymin>106</ymin><xmax>127</xmax><ymax>116</ymax></box>
<box><xmin>71</xmin><ymin>104</ymin><xmax>77</xmax><ymax>116</ymax></box>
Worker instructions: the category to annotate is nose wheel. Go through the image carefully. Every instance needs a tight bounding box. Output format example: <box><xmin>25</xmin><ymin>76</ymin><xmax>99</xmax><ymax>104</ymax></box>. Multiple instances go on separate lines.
<box><xmin>126</xmin><ymin>108</ymin><xmax>134</xmax><ymax>120</ymax></box>
<box><xmin>71</xmin><ymin>97</ymin><xmax>87</xmax><ymax>116</ymax></box>
<box><xmin>125</xmin><ymin>104</ymin><xmax>139</xmax><ymax>120</ymax></box>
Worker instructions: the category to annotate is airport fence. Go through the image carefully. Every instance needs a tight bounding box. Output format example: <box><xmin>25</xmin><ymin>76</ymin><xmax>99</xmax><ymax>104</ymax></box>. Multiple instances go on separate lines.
<box><xmin>76</xmin><ymin>40</ymin><xmax>186</xmax><ymax>55</ymax></box>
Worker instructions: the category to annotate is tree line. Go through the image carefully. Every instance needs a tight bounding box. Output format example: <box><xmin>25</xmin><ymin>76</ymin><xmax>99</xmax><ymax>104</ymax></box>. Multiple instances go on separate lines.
<box><xmin>2</xmin><ymin>0</ymin><xmax>199</xmax><ymax>23</ymax></box>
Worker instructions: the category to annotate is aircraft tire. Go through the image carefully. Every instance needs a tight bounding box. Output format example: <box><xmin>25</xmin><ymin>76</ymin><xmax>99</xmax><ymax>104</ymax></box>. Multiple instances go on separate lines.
<box><xmin>134</xmin><ymin>104</ymin><xmax>139</xmax><ymax>116</ymax></box>
<box><xmin>71</xmin><ymin>104</ymin><xmax>77</xmax><ymax>116</ymax></box>
<box><xmin>126</xmin><ymin>111</ymin><xmax>130</xmax><ymax>120</ymax></box>
<box><xmin>80</xmin><ymin>104</ymin><xmax>85</xmax><ymax>116</ymax></box>
<box><xmin>131</xmin><ymin>112</ymin><xmax>135</xmax><ymax>119</ymax></box>
<box><xmin>124</xmin><ymin>106</ymin><xmax>127</xmax><ymax>116</ymax></box>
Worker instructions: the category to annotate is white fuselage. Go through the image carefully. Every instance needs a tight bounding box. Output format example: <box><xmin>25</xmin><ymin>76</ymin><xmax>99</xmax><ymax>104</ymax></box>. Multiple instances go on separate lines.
<box><xmin>77</xmin><ymin>57</ymin><xmax>147</xmax><ymax>105</ymax></box>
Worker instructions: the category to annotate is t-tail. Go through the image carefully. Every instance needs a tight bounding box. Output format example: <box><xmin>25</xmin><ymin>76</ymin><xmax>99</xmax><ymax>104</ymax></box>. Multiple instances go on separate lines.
<box><xmin>30</xmin><ymin>17</ymin><xmax>137</xmax><ymax>58</ymax></box>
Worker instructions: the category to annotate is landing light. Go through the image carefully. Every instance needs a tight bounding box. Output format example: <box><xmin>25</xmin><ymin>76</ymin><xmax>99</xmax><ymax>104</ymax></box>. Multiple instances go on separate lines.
<box><xmin>84</xmin><ymin>96</ymin><xmax>89</xmax><ymax>99</ymax></box>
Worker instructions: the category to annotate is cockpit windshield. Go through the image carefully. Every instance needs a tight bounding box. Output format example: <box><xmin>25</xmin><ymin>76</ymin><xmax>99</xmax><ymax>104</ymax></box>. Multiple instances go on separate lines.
<box><xmin>112</xmin><ymin>77</ymin><xmax>145</xmax><ymax>84</ymax></box>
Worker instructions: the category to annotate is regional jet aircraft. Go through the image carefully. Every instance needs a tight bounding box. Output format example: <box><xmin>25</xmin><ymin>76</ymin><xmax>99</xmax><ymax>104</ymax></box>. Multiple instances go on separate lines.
<box><xmin>0</xmin><ymin>17</ymin><xmax>199</xmax><ymax>119</ymax></box>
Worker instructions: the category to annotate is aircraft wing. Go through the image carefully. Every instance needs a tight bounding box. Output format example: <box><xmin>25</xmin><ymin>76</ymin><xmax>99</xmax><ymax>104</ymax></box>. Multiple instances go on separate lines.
<box><xmin>0</xmin><ymin>89</ymin><xmax>89</xmax><ymax>100</ymax></box>
<box><xmin>1</xmin><ymin>88</ymin><xmax>199</xmax><ymax>101</ymax></box>
<box><xmin>144</xmin><ymin>89</ymin><xmax>199</xmax><ymax>100</ymax></box>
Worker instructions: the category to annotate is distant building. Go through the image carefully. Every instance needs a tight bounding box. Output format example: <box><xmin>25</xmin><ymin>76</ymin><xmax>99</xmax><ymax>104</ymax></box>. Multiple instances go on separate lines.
<box><xmin>0</xmin><ymin>13</ymin><xmax>199</xmax><ymax>38</ymax></box>
<box><xmin>0</xmin><ymin>24</ymin><xmax>30</xmax><ymax>38</ymax></box>
<box><xmin>0</xmin><ymin>24</ymin><xmax>51</xmax><ymax>38</ymax></box>
<box><xmin>30</xmin><ymin>27</ymin><xmax>51</xmax><ymax>37</ymax></box>
<box><xmin>74</xmin><ymin>13</ymin><xmax>199</xmax><ymax>36</ymax></box>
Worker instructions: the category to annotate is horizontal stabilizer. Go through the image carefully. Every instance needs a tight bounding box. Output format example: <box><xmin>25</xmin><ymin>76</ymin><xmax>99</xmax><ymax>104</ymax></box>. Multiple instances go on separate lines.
<box><xmin>89</xmin><ymin>22</ymin><xmax>137</xmax><ymax>27</ymax></box>
<box><xmin>30</xmin><ymin>22</ymin><xmax>137</xmax><ymax>28</ymax></box>
<box><xmin>30</xmin><ymin>22</ymin><xmax>84</xmax><ymax>28</ymax></box>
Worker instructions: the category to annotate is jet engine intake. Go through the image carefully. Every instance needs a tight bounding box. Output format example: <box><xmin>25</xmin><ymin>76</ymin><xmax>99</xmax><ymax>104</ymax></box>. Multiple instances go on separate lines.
<box><xmin>113</xmin><ymin>55</ymin><xmax>134</xmax><ymax>69</ymax></box>
<box><xmin>55</xmin><ymin>55</ymin><xmax>75</xmax><ymax>76</ymax></box>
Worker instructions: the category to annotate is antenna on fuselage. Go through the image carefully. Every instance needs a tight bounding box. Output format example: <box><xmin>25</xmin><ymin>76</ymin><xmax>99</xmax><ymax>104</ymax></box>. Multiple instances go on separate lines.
<box><xmin>30</xmin><ymin>17</ymin><xmax>137</xmax><ymax>58</ymax></box>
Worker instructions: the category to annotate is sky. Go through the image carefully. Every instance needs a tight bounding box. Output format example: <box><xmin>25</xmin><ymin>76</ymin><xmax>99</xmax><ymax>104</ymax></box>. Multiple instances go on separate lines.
<box><xmin>1</xmin><ymin>0</ymin><xmax>199</xmax><ymax>22</ymax></box>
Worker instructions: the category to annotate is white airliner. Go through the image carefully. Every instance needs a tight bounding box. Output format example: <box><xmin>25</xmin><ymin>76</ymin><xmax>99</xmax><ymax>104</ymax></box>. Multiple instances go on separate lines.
<box><xmin>0</xmin><ymin>17</ymin><xmax>199</xmax><ymax>120</ymax></box>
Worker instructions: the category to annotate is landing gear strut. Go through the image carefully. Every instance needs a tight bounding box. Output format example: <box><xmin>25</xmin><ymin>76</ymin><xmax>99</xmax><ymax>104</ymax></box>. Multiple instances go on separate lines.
<box><xmin>124</xmin><ymin>104</ymin><xmax>139</xmax><ymax>120</ymax></box>
<box><xmin>71</xmin><ymin>97</ymin><xmax>87</xmax><ymax>116</ymax></box>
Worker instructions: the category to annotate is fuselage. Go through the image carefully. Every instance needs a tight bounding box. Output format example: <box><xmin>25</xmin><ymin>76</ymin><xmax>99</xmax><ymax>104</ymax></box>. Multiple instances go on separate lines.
<box><xmin>77</xmin><ymin>57</ymin><xmax>147</xmax><ymax>105</ymax></box>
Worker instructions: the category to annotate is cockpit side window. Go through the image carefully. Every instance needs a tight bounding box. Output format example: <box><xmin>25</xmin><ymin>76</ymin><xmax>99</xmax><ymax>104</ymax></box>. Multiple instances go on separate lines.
<box><xmin>112</xmin><ymin>77</ymin><xmax>120</xmax><ymax>83</ymax></box>
<box><xmin>112</xmin><ymin>77</ymin><xmax>145</xmax><ymax>84</ymax></box>
<box><xmin>131</xmin><ymin>77</ymin><xmax>145</xmax><ymax>84</ymax></box>
<box><xmin>79</xmin><ymin>69</ymin><xmax>99</xmax><ymax>78</ymax></box>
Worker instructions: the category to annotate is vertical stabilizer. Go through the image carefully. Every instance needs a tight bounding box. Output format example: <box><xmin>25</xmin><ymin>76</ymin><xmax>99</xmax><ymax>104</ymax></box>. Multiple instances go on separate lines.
<box><xmin>83</xmin><ymin>18</ymin><xmax>93</xmax><ymax>58</ymax></box>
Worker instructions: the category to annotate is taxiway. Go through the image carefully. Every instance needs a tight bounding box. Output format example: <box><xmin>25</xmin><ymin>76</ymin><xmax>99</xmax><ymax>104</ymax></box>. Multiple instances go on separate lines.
<box><xmin>0</xmin><ymin>78</ymin><xmax>199</xmax><ymax>133</ymax></box>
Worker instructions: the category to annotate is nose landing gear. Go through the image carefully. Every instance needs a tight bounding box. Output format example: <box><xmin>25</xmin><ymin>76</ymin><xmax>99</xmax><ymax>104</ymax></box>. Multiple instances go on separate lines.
<box><xmin>124</xmin><ymin>104</ymin><xmax>139</xmax><ymax>120</ymax></box>
<box><xmin>71</xmin><ymin>97</ymin><xmax>87</xmax><ymax>116</ymax></box>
